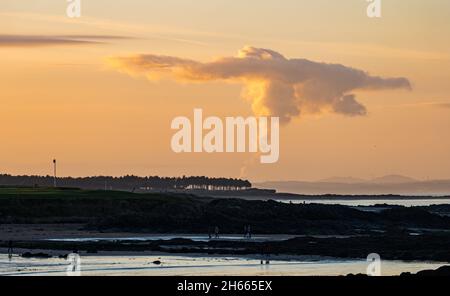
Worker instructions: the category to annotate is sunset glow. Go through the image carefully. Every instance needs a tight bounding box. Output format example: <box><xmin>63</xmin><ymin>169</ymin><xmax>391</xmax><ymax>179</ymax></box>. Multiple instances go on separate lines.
<box><xmin>1</xmin><ymin>0</ymin><xmax>450</xmax><ymax>182</ymax></box>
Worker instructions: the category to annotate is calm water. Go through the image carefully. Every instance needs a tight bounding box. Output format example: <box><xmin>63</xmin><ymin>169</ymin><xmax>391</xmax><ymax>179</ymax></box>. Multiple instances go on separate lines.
<box><xmin>0</xmin><ymin>254</ymin><xmax>445</xmax><ymax>276</ymax></box>
<box><xmin>47</xmin><ymin>234</ymin><xmax>354</xmax><ymax>243</ymax></box>
<box><xmin>48</xmin><ymin>234</ymin><xmax>295</xmax><ymax>243</ymax></box>
<box><xmin>281</xmin><ymin>199</ymin><xmax>450</xmax><ymax>207</ymax></box>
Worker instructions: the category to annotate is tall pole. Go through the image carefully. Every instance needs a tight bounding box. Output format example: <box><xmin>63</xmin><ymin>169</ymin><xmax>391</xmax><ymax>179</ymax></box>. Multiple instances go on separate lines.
<box><xmin>53</xmin><ymin>159</ymin><xmax>57</xmax><ymax>188</ymax></box>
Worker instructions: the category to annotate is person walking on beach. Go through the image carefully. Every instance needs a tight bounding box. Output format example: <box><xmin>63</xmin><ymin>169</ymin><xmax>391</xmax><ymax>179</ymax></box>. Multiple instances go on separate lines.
<box><xmin>7</xmin><ymin>240</ymin><xmax>13</xmax><ymax>259</ymax></box>
<box><xmin>214</xmin><ymin>226</ymin><xmax>220</xmax><ymax>239</ymax></box>
<box><xmin>265</xmin><ymin>249</ymin><xmax>271</xmax><ymax>265</ymax></box>
<box><xmin>260</xmin><ymin>244</ymin><xmax>271</xmax><ymax>265</ymax></box>
<box><xmin>244</xmin><ymin>225</ymin><xmax>252</xmax><ymax>239</ymax></box>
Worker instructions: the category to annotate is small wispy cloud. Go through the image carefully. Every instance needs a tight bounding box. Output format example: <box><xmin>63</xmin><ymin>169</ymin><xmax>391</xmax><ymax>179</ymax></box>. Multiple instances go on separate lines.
<box><xmin>434</xmin><ymin>103</ymin><xmax>450</xmax><ymax>109</ymax></box>
<box><xmin>374</xmin><ymin>101</ymin><xmax>450</xmax><ymax>113</ymax></box>
<box><xmin>0</xmin><ymin>34</ymin><xmax>131</xmax><ymax>47</ymax></box>
<box><xmin>0</xmin><ymin>12</ymin><xmax>214</xmax><ymax>47</ymax></box>
<box><xmin>392</xmin><ymin>101</ymin><xmax>450</xmax><ymax>109</ymax></box>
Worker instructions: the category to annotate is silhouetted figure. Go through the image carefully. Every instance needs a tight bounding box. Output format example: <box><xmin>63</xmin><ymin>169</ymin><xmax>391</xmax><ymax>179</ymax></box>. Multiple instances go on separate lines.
<box><xmin>7</xmin><ymin>240</ymin><xmax>13</xmax><ymax>259</ymax></box>
<box><xmin>214</xmin><ymin>226</ymin><xmax>220</xmax><ymax>239</ymax></box>
<box><xmin>208</xmin><ymin>227</ymin><xmax>212</xmax><ymax>240</ymax></box>
<box><xmin>261</xmin><ymin>244</ymin><xmax>271</xmax><ymax>265</ymax></box>
<box><xmin>244</xmin><ymin>225</ymin><xmax>252</xmax><ymax>239</ymax></box>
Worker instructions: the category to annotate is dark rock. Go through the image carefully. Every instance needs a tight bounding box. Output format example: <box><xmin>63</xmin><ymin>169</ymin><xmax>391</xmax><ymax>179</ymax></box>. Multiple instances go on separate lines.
<box><xmin>416</xmin><ymin>266</ymin><xmax>450</xmax><ymax>276</ymax></box>
<box><xmin>401</xmin><ymin>266</ymin><xmax>450</xmax><ymax>276</ymax></box>
<box><xmin>21</xmin><ymin>252</ymin><xmax>52</xmax><ymax>259</ymax></box>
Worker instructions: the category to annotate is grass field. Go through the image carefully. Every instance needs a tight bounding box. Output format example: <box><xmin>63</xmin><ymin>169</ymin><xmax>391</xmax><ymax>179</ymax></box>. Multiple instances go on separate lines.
<box><xmin>0</xmin><ymin>186</ymin><xmax>207</xmax><ymax>201</ymax></box>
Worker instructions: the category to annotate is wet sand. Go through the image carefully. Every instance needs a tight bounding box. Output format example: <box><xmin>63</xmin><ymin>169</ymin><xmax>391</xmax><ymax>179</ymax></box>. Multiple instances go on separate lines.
<box><xmin>0</xmin><ymin>224</ymin><xmax>177</xmax><ymax>241</ymax></box>
<box><xmin>0</xmin><ymin>252</ymin><xmax>446</xmax><ymax>276</ymax></box>
<box><xmin>1</xmin><ymin>224</ymin><xmax>448</xmax><ymax>276</ymax></box>
<box><xmin>0</xmin><ymin>224</ymin><xmax>354</xmax><ymax>242</ymax></box>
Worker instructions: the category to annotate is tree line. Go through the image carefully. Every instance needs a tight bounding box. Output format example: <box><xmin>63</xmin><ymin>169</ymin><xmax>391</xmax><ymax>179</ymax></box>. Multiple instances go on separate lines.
<box><xmin>0</xmin><ymin>174</ymin><xmax>252</xmax><ymax>192</ymax></box>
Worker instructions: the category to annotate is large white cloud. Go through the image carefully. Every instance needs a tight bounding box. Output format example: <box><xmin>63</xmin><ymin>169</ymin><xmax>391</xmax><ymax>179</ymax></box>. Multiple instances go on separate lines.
<box><xmin>109</xmin><ymin>46</ymin><xmax>411</xmax><ymax>123</ymax></box>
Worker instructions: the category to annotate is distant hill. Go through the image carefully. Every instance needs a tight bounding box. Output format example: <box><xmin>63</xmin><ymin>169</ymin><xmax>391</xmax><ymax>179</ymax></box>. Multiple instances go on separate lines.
<box><xmin>370</xmin><ymin>175</ymin><xmax>417</xmax><ymax>184</ymax></box>
<box><xmin>318</xmin><ymin>177</ymin><xmax>367</xmax><ymax>184</ymax></box>
<box><xmin>318</xmin><ymin>175</ymin><xmax>417</xmax><ymax>184</ymax></box>
<box><xmin>256</xmin><ymin>175</ymin><xmax>450</xmax><ymax>196</ymax></box>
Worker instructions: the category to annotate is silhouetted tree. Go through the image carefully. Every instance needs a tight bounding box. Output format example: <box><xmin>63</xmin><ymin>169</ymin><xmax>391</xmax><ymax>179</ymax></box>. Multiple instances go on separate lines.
<box><xmin>0</xmin><ymin>174</ymin><xmax>252</xmax><ymax>192</ymax></box>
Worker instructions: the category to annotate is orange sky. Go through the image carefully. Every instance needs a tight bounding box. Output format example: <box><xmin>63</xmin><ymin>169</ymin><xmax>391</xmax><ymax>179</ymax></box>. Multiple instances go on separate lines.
<box><xmin>1</xmin><ymin>0</ymin><xmax>450</xmax><ymax>181</ymax></box>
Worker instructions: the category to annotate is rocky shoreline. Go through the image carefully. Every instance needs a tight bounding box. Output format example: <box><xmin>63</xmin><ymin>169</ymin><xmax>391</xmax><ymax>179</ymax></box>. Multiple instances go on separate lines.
<box><xmin>2</xmin><ymin>232</ymin><xmax>450</xmax><ymax>263</ymax></box>
<box><xmin>2</xmin><ymin>187</ymin><xmax>450</xmax><ymax>275</ymax></box>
